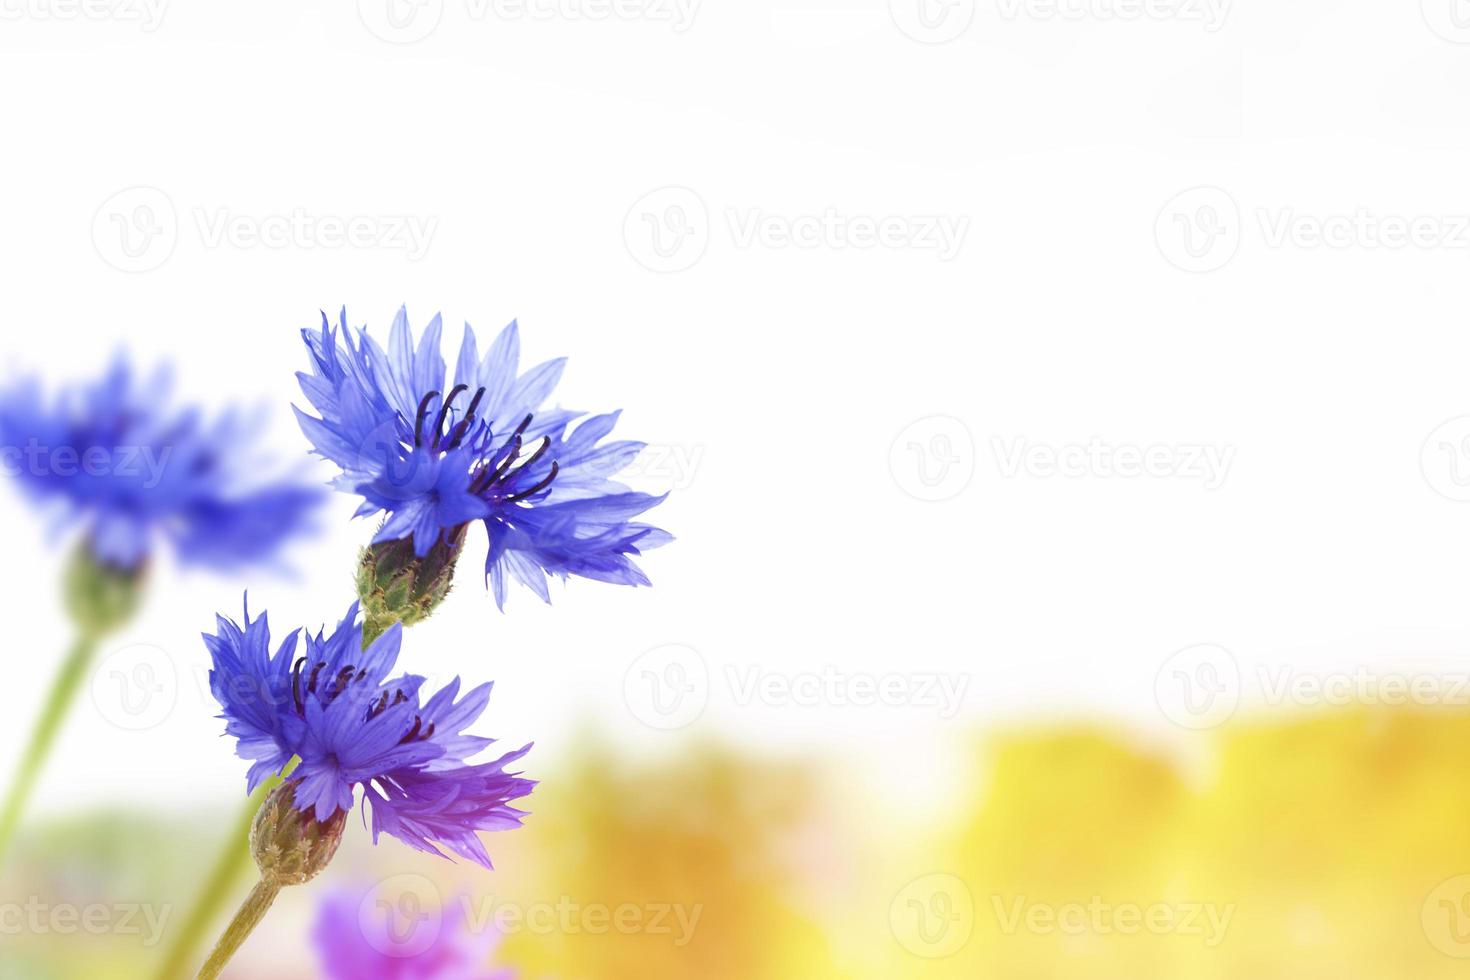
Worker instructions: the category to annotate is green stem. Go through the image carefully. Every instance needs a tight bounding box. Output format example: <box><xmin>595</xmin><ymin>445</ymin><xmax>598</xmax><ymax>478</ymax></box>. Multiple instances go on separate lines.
<box><xmin>151</xmin><ymin>769</ymin><xmax>290</xmax><ymax>980</ymax></box>
<box><xmin>0</xmin><ymin>633</ymin><xmax>99</xmax><ymax>867</ymax></box>
<box><xmin>195</xmin><ymin>878</ymin><xmax>281</xmax><ymax>980</ymax></box>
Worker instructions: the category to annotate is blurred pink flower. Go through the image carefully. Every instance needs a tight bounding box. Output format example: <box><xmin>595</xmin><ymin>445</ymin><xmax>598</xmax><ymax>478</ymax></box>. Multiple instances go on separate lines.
<box><xmin>312</xmin><ymin>885</ymin><xmax>514</xmax><ymax>980</ymax></box>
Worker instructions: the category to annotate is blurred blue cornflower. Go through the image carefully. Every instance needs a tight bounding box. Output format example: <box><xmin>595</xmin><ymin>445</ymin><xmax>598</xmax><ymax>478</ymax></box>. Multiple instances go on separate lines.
<box><xmin>206</xmin><ymin>600</ymin><xmax>534</xmax><ymax>867</ymax></box>
<box><xmin>0</xmin><ymin>356</ymin><xmax>321</xmax><ymax>572</ymax></box>
<box><xmin>314</xmin><ymin>885</ymin><xmax>515</xmax><ymax>980</ymax></box>
<box><xmin>295</xmin><ymin>308</ymin><xmax>671</xmax><ymax>607</ymax></box>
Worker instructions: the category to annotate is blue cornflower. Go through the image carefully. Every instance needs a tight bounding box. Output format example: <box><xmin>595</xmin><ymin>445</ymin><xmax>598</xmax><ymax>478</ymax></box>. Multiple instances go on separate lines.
<box><xmin>295</xmin><ymin>308</ymin><xmax>671</xmax><ymax>608</ymax></box>
<box><xmin>206</xmin><ymin>600</ymin><xmax>534</xmax><ymax>867</ymax></box>
<box><xmin>0</xmin><ymin>356</ymin><xmax>321</xmax><ymax>572</ymax></box>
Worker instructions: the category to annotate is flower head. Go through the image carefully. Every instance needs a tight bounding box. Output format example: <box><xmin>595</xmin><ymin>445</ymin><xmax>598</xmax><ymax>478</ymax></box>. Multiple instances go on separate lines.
<box><xmin>206</xmin><ymin>600</ymin><xmax>534</xmax><ymax>867</ymax></box>
<box><xmin>0</xmin><ymin>356</ymin><xmax>321</xmax><ymax>572</ymax></box>
<box><xmin>295</xmin><ymin>308</ymin><xmax>671</xmax><ymax>607</ymax></box>
<box><xmin>313</xmin><ymin>885</ymin><xmax>514</xmax><ymax>980</ymax></box>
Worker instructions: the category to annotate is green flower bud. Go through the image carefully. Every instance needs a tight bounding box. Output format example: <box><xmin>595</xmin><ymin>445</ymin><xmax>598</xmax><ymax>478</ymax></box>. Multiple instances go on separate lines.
<box><xmin>356</xmin><ymin>527</ymin><xmax>467</xmax><ymax>644</ymax></box>
<box><xmin>250</xmin><ymin>780</ymin><xmax>347</xmax><ymax>887</ymax></box>
<box><xmin>63</xmin><ymin>545</ymin><xmax>144</xmax><ymax>637</ymax></box>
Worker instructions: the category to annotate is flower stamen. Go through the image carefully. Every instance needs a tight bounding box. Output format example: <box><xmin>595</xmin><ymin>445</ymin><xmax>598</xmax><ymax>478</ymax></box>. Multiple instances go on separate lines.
<box><xmin>441</xmin><ymin>386</ymin><xmax>487</xmax><ymax>450</ymax></box>
<box><xmin>412</xmin><ymin>391</ymin><xmax>441</xmax><ymax>447</ymax></box>
<box><xmin>503</xmin><ymin>461</ymin><xmax>559</xmax><ymax>503</ymax></box>
<box><xmin>429</xmin><ymin>384</ymin><xmax>469</xmax><ymax>449</ymax></box>
<box><xmin>291</xmin><ymin>657</ymin><xmax>306</xmax><ymax>712</ymax></box>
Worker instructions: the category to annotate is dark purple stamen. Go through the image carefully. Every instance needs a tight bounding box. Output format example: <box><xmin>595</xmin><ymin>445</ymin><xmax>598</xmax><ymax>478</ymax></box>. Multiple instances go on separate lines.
<box><xmin>471</xmin><ymin>435</ymin><xmax>521</xmax><ymax>494</ymax></box>
<box><xmin>291</xmin><ymin>657</ymin><xmax>306</xmax><ymax>712</ymax></box>
<box><xmin>518</xmin><ymin>436</ymin><xmax>552</xmax><ymax>473</ymax></box>
<box><xmin>396</xmin><ymin>717</ymin><xmax>437</xmax><ymax>745</ymax></box>
<box><xmin>326</xmin><ymin>666</ymin><xmax>356</xmax><ymax>701</ymax></box>
<box><xmin>474</xmin><ymin>416</ymin><xmax>536</xmax><ymax>490</ymax></box>
<box><xmin>442</xmin><ymin>386</ymin><xmax>487</xmax><ymax>451</ymax></box>
<box><xmin>509</xmin><ymin>413</ymin><xmax>533</xmax><ymax>442</ymax></box>
<box><xmin>413</xmin><ymin>391</ymin><xmax>441</xmax><ymax>447</ymax></box>
<box><xmin>504</xmin><ymin>461</ymin><xmax>559</xmax><ymax>503</ymax></box>
<box><xmin>430</xmin><ymin>384</ymin><xmax>469</xmax><ymax>449</ymax></box>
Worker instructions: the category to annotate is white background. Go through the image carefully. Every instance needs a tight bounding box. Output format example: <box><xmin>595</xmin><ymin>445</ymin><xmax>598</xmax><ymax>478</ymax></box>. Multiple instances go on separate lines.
<box><xmin>3</xmin><ymin>0</ymin><xmax>1470</xmax><ymax>815</ymax></box>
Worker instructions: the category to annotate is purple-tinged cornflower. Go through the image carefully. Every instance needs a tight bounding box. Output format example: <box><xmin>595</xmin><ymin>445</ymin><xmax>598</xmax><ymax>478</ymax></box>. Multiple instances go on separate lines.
<box><xmin>0</xmin><ymin>356</ymin><xmax>321</xmax><ymax>573</ymax></box>
<box><xmin>206</xmin><ymin>600</ymin><xmax>534</xmax><ymax>867</ymax></box>
<box><xmin>295</xmin><ymin>307</ymin><xmax>671</xmax><ymax>608</ymax></box>
<box><xmin>314</xmin><ymin>886</ymin><xmax>515</xmax><ymax>980</ymax></box>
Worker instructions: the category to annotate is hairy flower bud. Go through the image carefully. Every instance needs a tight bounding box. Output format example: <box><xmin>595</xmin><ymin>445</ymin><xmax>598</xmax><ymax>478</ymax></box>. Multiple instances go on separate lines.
<box><xmin>64</xmin><ymin>545</ymin><xmax>144</xmax><ymax>637</ymax></box>
<box><xmin>356</xmin><ymin>527</ymin><xmax>467</xmax><ymax>643</ymax></box>
<box><xmin>251</xmin><ymin>781</ymin><xmax>347</xmax><ymax>886</ymax></box>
